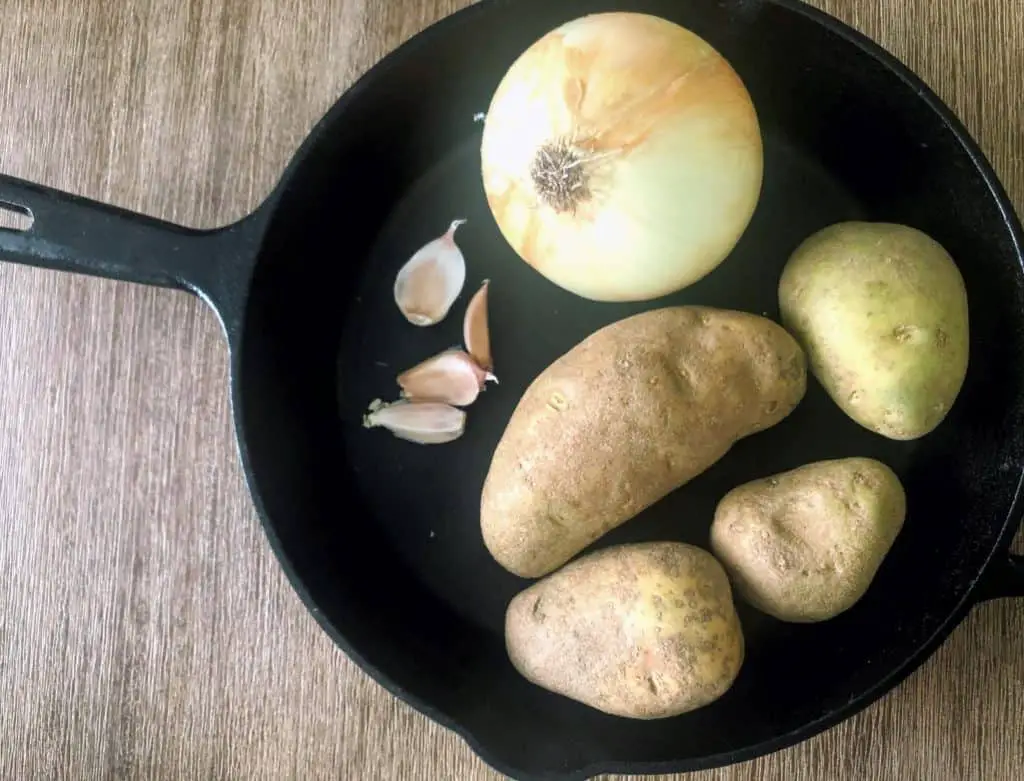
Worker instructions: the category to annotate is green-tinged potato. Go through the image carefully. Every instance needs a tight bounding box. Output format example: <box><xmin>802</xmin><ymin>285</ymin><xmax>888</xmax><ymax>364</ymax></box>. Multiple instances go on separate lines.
<box><xmin>710</xmin><ymin>457</ymin><xmax>906</xmax><ymax>622</ymax></box>
<box><xmin>481</xmin><ymin>306</ymin><xmax>807</xmax><ymax>578</ymax></box>
<box><xmin>505</xmin><ymin>542</ymin><xmax>744</xmax><ymax>719</ymax></box>
<box><xmin>779</xmin><ymin>221</ymin><xmax>969</xmax><ymax>440</ymax></box>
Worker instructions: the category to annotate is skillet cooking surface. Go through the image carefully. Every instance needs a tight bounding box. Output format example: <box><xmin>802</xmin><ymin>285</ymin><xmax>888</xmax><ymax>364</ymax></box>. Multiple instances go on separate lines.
<box><xmin>237</xmin><ymin>0</ymin><xmax>1024</xmax><ymax>777</ymax></box>
<box><xmin>340</xmin><ymin>132</ymin><xmax>878</xmax><ymax>632</ymax></box>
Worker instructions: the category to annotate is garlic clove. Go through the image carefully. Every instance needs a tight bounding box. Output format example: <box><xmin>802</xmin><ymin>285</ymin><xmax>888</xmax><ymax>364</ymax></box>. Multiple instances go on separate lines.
<box><xmin>397</xmin><ymin>349</ymin><xmax>495</xmax><ymax>407</ymax></box>
<box><xmin>463</xmin><ymin>280</ymin><xmax>493</xmax><ymax>372</ymax></box>
<box><xmin>362</xmin><ymin>400</ymin><xmax>466</xmax><ymax>444</ymax></box>
<box><xmin>394</xmin><ymin>219</ymin><xmax>468</xmax><ymax>326</ymax></box>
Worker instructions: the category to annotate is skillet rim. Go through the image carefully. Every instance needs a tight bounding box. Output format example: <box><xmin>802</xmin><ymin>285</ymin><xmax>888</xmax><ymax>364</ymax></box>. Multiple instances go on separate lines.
<box><xmin>228</xmin><ymin>1</ymin><xmax>1024</xmax><ymax>778</ymax></box>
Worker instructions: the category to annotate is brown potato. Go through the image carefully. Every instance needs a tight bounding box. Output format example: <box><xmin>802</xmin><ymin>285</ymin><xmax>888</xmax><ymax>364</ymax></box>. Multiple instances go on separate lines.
<box><xmin>710</xmin><ymin>458</ymin><xmax>906</xmax><ymax>622</ymax></box>
<box><xmin>505</xmin><ymin>542</ymin><xmax>744</xmax><ymax>719</ymax></box>
<box><xmin>481</xmin><ymin>306</ymin><xmax>807</xmax><ymax>578</ymax></box>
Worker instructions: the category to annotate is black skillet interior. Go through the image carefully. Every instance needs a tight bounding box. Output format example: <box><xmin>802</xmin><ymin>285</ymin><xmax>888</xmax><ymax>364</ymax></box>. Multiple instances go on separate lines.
<box><xmin>234</xmin><ymin>0</ymin><xmax>1024</xmax><ymax>778</ymax></box>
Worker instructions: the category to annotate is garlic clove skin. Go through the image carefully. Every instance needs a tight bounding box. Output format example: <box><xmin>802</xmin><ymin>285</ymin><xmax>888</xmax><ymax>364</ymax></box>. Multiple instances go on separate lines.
<box><xmin>398</xmin><ymin>349</ymin><xmax>495</xmax><ymax>407</ymax></box>
<box><xmin>394</xmin><ymin>219</ymin><xmax>468</xmax><ymax>326</ymax></box>
<box><xmin>362</xmin><ymin>400</ymin><xmax>466</xmax><ymax>444</ymax></box>
<box><xmin>463</xmin><ymin>280</ymin><xmax>493</xmax><ymax>372</ymax></box>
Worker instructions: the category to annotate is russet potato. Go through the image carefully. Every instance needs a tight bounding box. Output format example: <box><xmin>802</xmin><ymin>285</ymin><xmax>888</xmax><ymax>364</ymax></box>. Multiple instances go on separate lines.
<box><xmin>481</xmin><ymin>306</ymin><xmax>807</xmax><ymax>578</ymax></box>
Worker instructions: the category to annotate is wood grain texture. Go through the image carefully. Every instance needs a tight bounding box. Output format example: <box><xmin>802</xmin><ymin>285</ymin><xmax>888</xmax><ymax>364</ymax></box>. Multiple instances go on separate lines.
<box><xmin>0</xmin><ymin>1</ymin><xmax>1020</xmax><ymax>779</ymax></box>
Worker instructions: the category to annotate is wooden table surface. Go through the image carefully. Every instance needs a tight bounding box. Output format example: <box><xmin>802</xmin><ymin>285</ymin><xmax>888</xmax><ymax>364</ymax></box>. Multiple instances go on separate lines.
<box><xmin>0</xmin><ymin>1</ymin><xmax>1021</xmax><ymax>779</ymax></box>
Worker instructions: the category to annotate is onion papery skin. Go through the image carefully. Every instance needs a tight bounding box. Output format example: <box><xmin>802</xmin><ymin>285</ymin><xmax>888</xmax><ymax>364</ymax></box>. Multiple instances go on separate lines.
<box><xmin>480</xmin><ymin>12</ymin><xmax>764</xmax><ymax>302</ymax></box>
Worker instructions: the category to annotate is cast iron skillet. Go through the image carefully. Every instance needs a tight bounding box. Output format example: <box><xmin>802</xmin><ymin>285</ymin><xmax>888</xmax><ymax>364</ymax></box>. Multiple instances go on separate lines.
<box><xmin>1</xmin><ymin>0</ymin><xmax>1022</xmax><ymax>778</ymax></box>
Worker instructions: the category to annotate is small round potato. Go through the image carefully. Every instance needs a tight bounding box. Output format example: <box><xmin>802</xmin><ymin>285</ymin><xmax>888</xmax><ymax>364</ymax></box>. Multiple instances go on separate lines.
<box><xmin>505</xmin><ymin>542</ymin><xmax>744</xmax><ymax>719</ymax></box>
<box><xmin>778</xmin><ymin>221</ymin><xmax>969</xmax><ymax>440</ymax></box>
<box><xmin>710</xmin><ymin>458</ymin><xmax>906</xmax><ymax>622</ymax></box>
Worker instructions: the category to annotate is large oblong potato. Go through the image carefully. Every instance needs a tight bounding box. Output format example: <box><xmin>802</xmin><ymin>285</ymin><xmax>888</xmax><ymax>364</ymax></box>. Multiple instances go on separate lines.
<box><xmin>710</xmin><ymin>457</ymin><xmax>906</xmax><ymax>622</ymax></box>
<box><xmin>505</xmin><ymin>542</ymin><xmax>744</xmax><ymax>719</ymax></box>
<box><xmin>481</xmin><ymin>306</ymin><xmax>806</xmax><ymax>578</ymax></box>
<box><xmin>778</xmin><ymin>221</ymin><xmax>969</xmax><ymax>440</ymax></box>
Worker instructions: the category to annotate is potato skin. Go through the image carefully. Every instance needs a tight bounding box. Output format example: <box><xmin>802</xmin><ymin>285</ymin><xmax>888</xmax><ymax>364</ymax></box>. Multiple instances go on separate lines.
<box><xmin>505</xmin><ymin>542</ymin><xmax>744</xmax><ymax>719</ymax></box>
<box><xmin>710</xmin><ymin>458</ymin><xmax>906</xmax><ymax>622</ymax></box>
<box><xmin>481</xmin><ymin>306</ymin><xmax>807</xmax><ymax>578</ymax></box>
<box><xmin>778</xmin><ymin>221</ymin><xmax>969</xmax><ymax>440</ymax></box>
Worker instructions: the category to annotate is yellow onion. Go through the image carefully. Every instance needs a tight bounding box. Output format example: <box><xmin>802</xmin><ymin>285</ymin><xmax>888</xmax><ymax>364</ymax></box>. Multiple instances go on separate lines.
<box><xmin>480</xmin><ymin>12</ymin><xmax>763</xmax><ymax>302</ymax></box>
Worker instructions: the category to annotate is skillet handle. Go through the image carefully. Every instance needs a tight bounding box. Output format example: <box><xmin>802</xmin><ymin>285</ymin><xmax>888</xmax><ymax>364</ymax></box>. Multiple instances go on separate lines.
<box><xmin>0</xmin><ymin>172</ymin><xmax>264</xmax><ymax>334</ymax></box>
<box><xmin>975</xmin><ymin>553</ymin><xmax>1024</xmax><ymax>602</ymax></box>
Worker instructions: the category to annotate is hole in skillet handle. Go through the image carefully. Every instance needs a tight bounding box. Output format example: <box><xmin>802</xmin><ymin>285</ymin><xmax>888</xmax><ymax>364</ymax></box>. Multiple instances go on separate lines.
<box><xmin>974</xmin><ymin>553</ymin><xmax>1024</xmax><ymax>602</ymax></box>
<box><xmin>0</xmin><ymin>200</ymin><xmax>33</xmax><ymax>232</ymax></box>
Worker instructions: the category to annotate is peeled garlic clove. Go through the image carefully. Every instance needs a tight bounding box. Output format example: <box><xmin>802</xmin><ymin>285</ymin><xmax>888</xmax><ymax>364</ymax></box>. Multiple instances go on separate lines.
<box><xmin>394</xmin><ymin>220</ymin><xmax>468</xmax><ymax>326</ymax></box>
<box><xmin>362</xmin><ymin>400</ymin><xmax>466</xmax><ymax>445</ymax></box>
<box><xmin>463</xmin><ymin>280</ymin><xmax>493</xmax><ymax>372</ymax></box>
<box><xmin>398</xmin><ymin>349</ymin><xmax>495</xmax><ymax>407</ymax></box>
